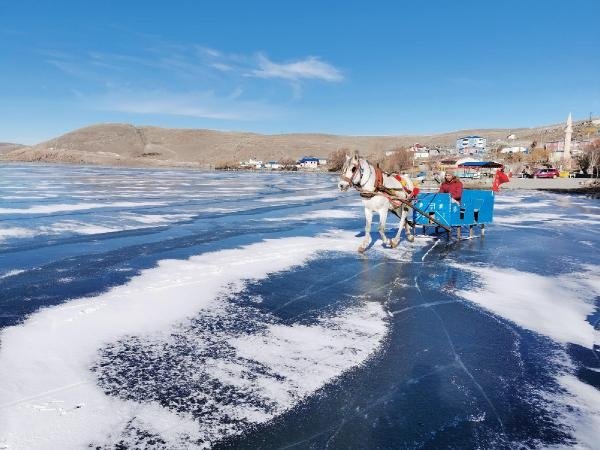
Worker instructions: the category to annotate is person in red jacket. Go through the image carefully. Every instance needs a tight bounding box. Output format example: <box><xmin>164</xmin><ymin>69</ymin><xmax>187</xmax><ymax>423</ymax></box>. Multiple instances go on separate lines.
<box><xmin>492</xmin><ymin>167</ymin><xmax>510</xmax><ymax>192</ymax></box>
<box><xmin>439</xmin><ymin>170</ymin><xmax>463</xmax><ymax>203</ymax></box>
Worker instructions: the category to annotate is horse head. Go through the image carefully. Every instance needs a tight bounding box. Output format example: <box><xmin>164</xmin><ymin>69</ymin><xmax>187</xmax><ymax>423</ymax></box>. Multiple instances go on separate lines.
<box><xmin>338</xmin><ymin>153</ymin><xmax>361</xmax><ymax>191</ymax></box>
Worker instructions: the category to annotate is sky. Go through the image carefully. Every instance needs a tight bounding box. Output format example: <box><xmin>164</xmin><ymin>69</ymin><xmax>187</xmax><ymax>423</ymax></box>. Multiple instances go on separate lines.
<box><xmin>1</xmin><ymin>0</ymin><xmax>599</xmax><ymax>144</ymax></box>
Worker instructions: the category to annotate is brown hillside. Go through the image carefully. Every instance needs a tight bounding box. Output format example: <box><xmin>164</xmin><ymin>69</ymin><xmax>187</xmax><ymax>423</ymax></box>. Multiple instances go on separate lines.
<box><xmin>1</xmin><ymin>121</ymin><xmax>578</xmax><ymax>168</ymax></box>
<box><xmin>0</xmin><ymin>143</ymin><xmax>25</xmax><ymax>155</ymax></box>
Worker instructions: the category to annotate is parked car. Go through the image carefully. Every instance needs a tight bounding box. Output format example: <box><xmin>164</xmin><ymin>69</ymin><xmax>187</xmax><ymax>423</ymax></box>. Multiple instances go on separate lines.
<box><xmin>533</xmin><ymin>168</ymin><xmax>560</xmax><ymax>179</ymax></box>
<box><xmin>570</xmin><ymin>171</ymin><xmax>592</xmax><ymax>178</ymax></box>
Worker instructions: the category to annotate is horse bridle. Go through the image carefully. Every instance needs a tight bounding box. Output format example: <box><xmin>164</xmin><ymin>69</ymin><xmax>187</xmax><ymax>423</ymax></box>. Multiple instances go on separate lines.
<box><xmin>341</xmin><ymin>158</ymin><xmax>372</xmax><ymax>189</ymax></box>
<box><xmin>340</xmin><ymin>159</ymin><xmax>361</xmax><ymax>186</ymax></box>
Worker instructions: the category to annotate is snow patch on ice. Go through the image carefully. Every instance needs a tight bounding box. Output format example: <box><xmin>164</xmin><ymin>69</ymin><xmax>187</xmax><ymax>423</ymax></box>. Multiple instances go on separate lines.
<box><xmin>0</xmin><ymin>228</ymin><xmax>35</xmax><ymax>242</ymax></box>
<box><xmin>493</xmin><ymin>195</ymin><xmax>528</xmax><ymax>204</ymax></box>
<box><xmin>553</xmin><ymin>374</ymin><xmax>600</xmax><ymax>450</ymax></box>
<box><xmin>119</xmin><ymin>213</ymin><xmax>195</xmax><ymax>224</ymax></box>
<box><xmin>0</xmin><ymin>269</ymin><xmax>26</xmax><ymax>280</ymax></box>
<box><xmin>0</xmin><ymin>201</ymin><xmax>166</xmax><ymax>215</ymax></box>
<box><xmin>40</xmin><ymin>221</ymin><xmax>122</xmax><ymax>235</ymax></box>
<box><xmin>454</xmin><ymin>264</ymin><xmax>600</xmax><ymax>348</ymax></box>
<box><xmin>0</xmin><ymin>230</ymin><xmax>388</xmax><ymax>449</ymax></box>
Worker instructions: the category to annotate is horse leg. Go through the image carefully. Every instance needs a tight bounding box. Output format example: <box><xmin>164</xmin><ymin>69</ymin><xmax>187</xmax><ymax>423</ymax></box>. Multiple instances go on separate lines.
<box><xmin>391</xmin><ymin>207</ymin><xmax>407</xmax><ymax>248</ymax></box>
<box><xmin>358</xmin><ymin>208</ymin><xmax>373</xmax><ymax>253</ymax></box>
<box><xmin>405</xmin><ymin>206</ymin><xmax>414</xmax><ymax>242</ymax></box>
<box><xmin>378</xmin><ymin>208</ymin><xmax>390</xmax><ymax>247</ymax></box>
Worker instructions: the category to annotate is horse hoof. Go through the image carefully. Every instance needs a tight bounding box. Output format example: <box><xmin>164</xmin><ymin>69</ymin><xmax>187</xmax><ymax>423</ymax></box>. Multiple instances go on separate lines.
<box><xmin>407</xmin><ymin>234</ymin><xmax>415</xmax><ymax>243</ymax></box>
<box><xmin>358</xmin><ymin>246</ymin><xmax>366</xmax><ymax>253</ymax></box>
<box><xmin>390</xmin><ymin>239</ymin><xmax>399</xmax><ymax>248</ymax></box>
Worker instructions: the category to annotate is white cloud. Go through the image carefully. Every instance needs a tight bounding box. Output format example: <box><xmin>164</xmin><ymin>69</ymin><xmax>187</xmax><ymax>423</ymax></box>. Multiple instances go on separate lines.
<box><xmin>212</xmin><ymin>62</ymin><xmax>233</xmax><ymax>72</ymax></box>
<box><xmin>92</xmin><ymin>90</ymin><xmax>281</xmax><ymax>121</ymax></box>
<box><xmin>196</xmin><ymin>45</ymin><xmax>221</xmax><ymax>58</ymax></box>
<box><xmin>42</xmin><ymin>42</ymin><xmax>342</xmax><ymax>117</ymax></box>
<box><xmin>252</xmin><ymin>54</ymin><xmax>343</xmax><ymax>82</ymax></box>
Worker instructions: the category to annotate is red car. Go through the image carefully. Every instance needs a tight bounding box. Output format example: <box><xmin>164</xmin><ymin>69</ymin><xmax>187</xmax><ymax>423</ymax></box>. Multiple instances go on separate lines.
<box><xmin>533</xmin><ymin>168</ymin><xmax>560</xmax><ymax>179</ymax></box>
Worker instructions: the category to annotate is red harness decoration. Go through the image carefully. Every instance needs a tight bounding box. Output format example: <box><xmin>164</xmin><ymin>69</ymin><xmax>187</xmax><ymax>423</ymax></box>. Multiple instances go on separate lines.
<box><xmin>374</xmin><ymin>166</ymin><xmax>384</xmax><ymax>191</ymax></box>
<box><xmin>393</xmin><ymin>173</ymin><xmax>417</xmax><ymax>197</ymax></box>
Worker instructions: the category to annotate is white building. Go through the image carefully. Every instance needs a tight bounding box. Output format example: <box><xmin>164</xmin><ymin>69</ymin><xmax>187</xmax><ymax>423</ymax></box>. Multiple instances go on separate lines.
<box><xmin>297</xmin><ymin>156</ymin><xmax>320</xmax><ymax>168</ymax></box>
<box><xmin>264</xmin><ymin>161</ymin><xmax>281</xmax><ymax>169</ymax></box>
<box><xmin>239</xmin><ymin>158</ymin><xmax>263</xmax><ymax>169</ymax></box>
<box><xmin>456</xmin><ymin>136</ymin><xmax>487</xmax><ymax>155</ymax></box>
<box><xmin>410</xmin><ymin>143</ymin><xmax>429</xmax><ymax>159</ymax></box>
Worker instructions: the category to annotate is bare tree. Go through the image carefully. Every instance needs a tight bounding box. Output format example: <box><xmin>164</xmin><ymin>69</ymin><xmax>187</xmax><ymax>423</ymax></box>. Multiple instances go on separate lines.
<box><xmin>380</xmin><ymin>147</ymin><xmax>413</xmax><ymax>173</ymax></box>
<box><xmin>576</xmin><ymin>152</ymin><xmax>591</xmax><ymax>174</ymax></box>
<box><xmin>279</xmin><ymin>158</ymin><xmax>297</xmax><ymax>170</ymax></box>
<box><xmin>586</xmin><ymin>139</ymin><xmax>600</xmax><ymax>178</ymax></box>
<box><xmin>327</xmin><ymin>148</ymin><xmax>348</xmax><ymax>172</ymax></box>
<box><xmin>215</xmin><ymin>160</ymin><xmax>238</xmax><ymax>170</ymax></box>
<box><xmin>487</xmin><ymin>145</ymin><xmax>503</xmax><ymax>160</ymax></box>
<box><xmin>526</xmin><ymin>148</ymin><xmax>551</xmax><ymax>165</ymax></box>
<box><xmin>503</xmin><ymin>151</ymin><xmax>524</xmax><ymax>164</ymax></box>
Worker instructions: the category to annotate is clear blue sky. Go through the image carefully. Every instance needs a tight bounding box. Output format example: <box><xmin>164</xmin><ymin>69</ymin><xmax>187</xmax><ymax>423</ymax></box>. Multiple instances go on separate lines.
<box><xmin>1</xmin><ymin>0</ymin><xmax>599</xmax><ymax>144</ymax></box>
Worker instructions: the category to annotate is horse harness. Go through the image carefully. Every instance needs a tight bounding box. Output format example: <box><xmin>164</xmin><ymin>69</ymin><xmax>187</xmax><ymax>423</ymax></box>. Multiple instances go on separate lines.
<box><xmin>356</xmin><ymin>165</ymin><xmax>417</xmax><ymax>209</ymax></box>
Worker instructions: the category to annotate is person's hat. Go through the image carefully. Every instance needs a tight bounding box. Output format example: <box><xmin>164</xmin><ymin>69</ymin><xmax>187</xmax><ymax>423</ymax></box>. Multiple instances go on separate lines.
<box><xmin>445</xmin><ymin>170</ymin><xmax>454</xmax><ymax>176</ymax></box>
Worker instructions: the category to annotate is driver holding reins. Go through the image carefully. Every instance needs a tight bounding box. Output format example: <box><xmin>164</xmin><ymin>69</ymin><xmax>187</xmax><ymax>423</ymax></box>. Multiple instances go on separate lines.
<box><xmin>439</xmin><ymin>170</ymin><xmax>463</xmax><ymax>204</ymax></box>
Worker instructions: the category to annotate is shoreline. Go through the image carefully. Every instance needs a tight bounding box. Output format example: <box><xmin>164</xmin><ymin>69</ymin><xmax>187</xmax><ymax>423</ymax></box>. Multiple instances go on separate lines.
<box><xmin>501</xmin><ymin>177</ymin><xmax>600</xmax><ymax>197</ymax></box>
<box><xmin>2</xmin><ymin>160</ymin><xmax>599</xmax><ymax>195</ymax></box>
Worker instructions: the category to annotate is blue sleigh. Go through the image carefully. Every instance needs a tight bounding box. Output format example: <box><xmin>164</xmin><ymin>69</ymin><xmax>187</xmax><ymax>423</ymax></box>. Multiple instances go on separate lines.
<box><xmin>412</xmin><ymin>190</ymin><xmax>495</xmax><ymax>239</ymax></box>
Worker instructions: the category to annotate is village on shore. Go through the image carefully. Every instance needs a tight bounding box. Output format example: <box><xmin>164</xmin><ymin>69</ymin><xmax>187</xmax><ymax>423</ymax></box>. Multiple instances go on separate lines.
<box><xmin>221</xmin><ymin>114</ymin><xmax>600</xmax><ymax>192</ymax></box>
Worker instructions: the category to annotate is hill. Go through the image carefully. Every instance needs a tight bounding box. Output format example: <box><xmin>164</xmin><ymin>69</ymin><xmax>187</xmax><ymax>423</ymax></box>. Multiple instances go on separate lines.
<box><xmin>0</xmin><ymin>142</ymin><xmax>25</xmax><ymax>155</ymax></box>
<box><xmin>0</xmin><ymin>121</ymin><xmax>574</xmax><ymax>168</ymax></box>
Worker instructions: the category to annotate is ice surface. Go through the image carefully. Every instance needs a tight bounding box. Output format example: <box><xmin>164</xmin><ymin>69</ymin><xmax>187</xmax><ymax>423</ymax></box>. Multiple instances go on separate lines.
<box><xmin>0</xmin><ymin>165</ymin><xmax>598</xmax><ymax>449</ymax></box>
<box><xmin>0</xmin><ymin>231</ymin><xmax>389</xmax><ymax>449</ymax></box>
<box><xmin>263</xmin><ymin>209</ymin><xmax>358</xmax><ymax>221</ymax></box>
<box><xmin>259</xmin><ymin>192</ymin><xmax>338</xmax><ymax>203</ymax></box>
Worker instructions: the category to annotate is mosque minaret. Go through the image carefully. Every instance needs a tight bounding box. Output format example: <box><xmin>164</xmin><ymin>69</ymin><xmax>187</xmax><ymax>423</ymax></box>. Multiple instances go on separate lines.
<box><xmin>564</xmin><ymin>112</ymin><xmax>573</xmax><ymax>166</ymax></box>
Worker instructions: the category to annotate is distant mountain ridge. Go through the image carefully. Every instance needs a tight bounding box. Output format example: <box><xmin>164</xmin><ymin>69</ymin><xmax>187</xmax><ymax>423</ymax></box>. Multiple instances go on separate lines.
<box><xmin>1</xmin><ymin>121</ymin><xmax>574</xmax><ymax>168</ymax></box>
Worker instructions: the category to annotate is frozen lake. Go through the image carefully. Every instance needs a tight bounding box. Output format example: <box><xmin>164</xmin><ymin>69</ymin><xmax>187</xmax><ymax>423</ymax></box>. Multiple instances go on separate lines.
<box><xmin>0</xmin><ymin>164</ymin><xmax>599</xmax><ymax>449</ymax></box>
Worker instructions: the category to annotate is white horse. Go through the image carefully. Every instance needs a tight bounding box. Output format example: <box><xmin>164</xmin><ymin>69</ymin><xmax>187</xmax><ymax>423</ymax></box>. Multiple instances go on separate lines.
<box><xmin>338</xmin><ymin>154</ymin><xmax>415</xmax><ymax>252</ymax></box>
